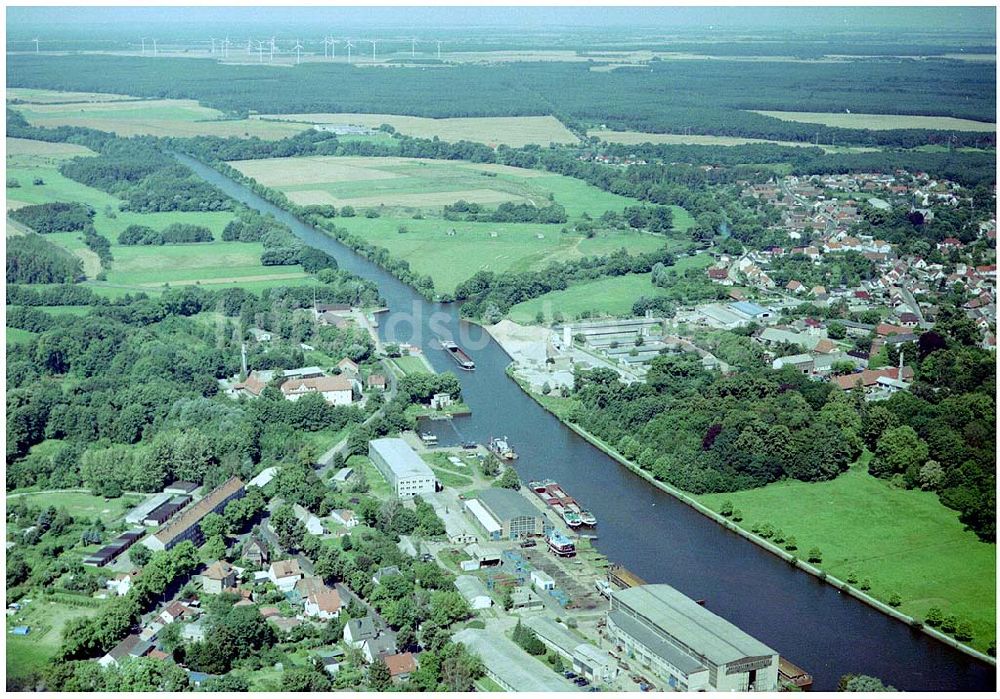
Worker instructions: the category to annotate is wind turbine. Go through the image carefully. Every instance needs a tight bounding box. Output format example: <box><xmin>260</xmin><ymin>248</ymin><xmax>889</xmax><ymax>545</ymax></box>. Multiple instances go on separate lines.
<box><xmin>324</xmin><ymin>35</ymin><xmax>337</xmax><ymax>59</ymax></box>
<box><xmin>33</xmin><ymin>38</ymin><xmax>39</xmax><ymax>54</ymax></box>
<box><xmin>269</xmin><ymin>36</ymin><xmax>276</xmax><ymax>61</ymax></box>
<box><xmin>141</xmin><ymin>37</ymin><xmax>147</xmax><ymax>56</ymax></box>
<box><xmin>411</xmin><ymin>37</ymin><xmax>416</xmax><ymax>58</ymax></box>
<box><xmin>151</xmin><ymin>38</ymin><xmax>158</xmax><ymax>57</ymax></box>
<box><xmin>210</xmin><ymin>37</ymin><xmax>216</xmax><ymax>55</ymax></box>
<box><xmin>246</xmin><ymin>38</ymin><xmax>252</xmax><ymax>55</ymax></box>
<box><xmin>256</xmin><ymin>39</ymin><xmax>265</xmax><ymax>63</ymax></box>
<box><xmin>222</xmin><ymin>37</ymin><xmax>230</xmax><ymax>59</ymax></box>
<box><xmin>369</xmin><ymin>38</ymin><xmax>377</xmax><ymax>62</ymax></box>
<box><xmin>435</xmin><ymin>40</ymin><xmax>442</xmax><ymax>60</ymax></box>
<box><xmin>345</xmin><ymin>38</ymin><xmax>354</xmax><ymax>63</ymax></box>
<box><xmin>293</xmin><ymin>39</ymin><xmax>303</xmax><ymax>64</ymax></box>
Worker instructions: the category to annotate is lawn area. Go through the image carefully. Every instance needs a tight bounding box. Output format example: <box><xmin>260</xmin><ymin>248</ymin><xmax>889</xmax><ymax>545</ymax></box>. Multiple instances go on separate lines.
<box><xmin>12</xmin><ymin>98</ymin><xmax>308</xmax><ymax>140</ymax></box>
<box><xmin>751</xmin><ymin>110</ymin><xmax>997</xmax><ymax>132</ymax></box>
<box><xmin>345</xmin><ymin>455</ymin><xmax>392</xmax><ymax>499</ymax></box>
<box><xmin>6</xmin><ymin>595</ymin><xmax>106</xmax><ymax>683</ymax></box>
<box><xmin>390</xmin><ymin>355</ymin><xmax>433</xmax><ymax>375</ymax></box>
<box><xmin>9</xmin><ymin>305</ymin><xmax>93</xmax><ymax>317</ymax></box>
<box><xmin>255</xmin><ymin>113</ymin><xmax>579</xmax><ymax>147</ymax></box>
<box><xmin>507</xmin><ymin>253</ymin><xmax>712</xmax><ymax>323</ymax></box>
<box><xmin>6</xmin><ymin>327</ymin><xmax>38</xmax><ymax>345</ymax></box>
<box><xmin>428</xmin><ymin>466</ymin><xmax>474</xmax><ymax>489</ymax></box>
<box><xmin>7</xmin><ymin>487</ymin><xmax>134</xmax><ymax>524</ymax></box>
<box><xmin>696</xmin><ymin>460</ymin><xmax>996</xmax><ymax>653</ymax></box>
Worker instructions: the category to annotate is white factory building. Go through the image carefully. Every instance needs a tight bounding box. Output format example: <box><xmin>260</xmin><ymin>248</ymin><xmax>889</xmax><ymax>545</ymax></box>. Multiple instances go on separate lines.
<box><xmin>367</xmin><ymin>438</ymin><xmax>437</xmax><ymax>499</ymax></box>
<box><xmin>607</xmin><ymin>584</ymin><xmax>779</xmax><ymax>692</ymax></box>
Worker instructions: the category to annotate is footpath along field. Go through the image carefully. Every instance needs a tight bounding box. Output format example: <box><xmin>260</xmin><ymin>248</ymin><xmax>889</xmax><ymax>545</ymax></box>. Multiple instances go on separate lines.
<box><xmin>696</xmin><ymin>459</ymin><xmax>996</xmax><ymax>654</ymax></box>
<box><xmin>231</xmin><ymin>154</ymin><xmax>693</xmax><ymax>293</ymax></box>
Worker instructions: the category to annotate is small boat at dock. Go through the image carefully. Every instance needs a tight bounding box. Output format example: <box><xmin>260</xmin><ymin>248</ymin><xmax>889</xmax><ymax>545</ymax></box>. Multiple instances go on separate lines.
<box><xmin>489</xmin><ymin>436</ymin><xmax>518</xmax><ymax>460</ymax></box>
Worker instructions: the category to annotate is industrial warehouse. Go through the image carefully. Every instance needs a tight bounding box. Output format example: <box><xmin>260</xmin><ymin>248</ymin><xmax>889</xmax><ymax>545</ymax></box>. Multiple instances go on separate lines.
<box><xmin>367</xmin><ymin>437</ymin><xmax>437</xmax><ymax>498</ymax></box>
<box><xmin>464</xmin><ymin>487</ymin><xmax>548</xmax><ymax>540</ymax></box>
<box><xmin>607</xmin><ymin>584</ymin><xmax>780</xmax><ymax>692</ymax></box>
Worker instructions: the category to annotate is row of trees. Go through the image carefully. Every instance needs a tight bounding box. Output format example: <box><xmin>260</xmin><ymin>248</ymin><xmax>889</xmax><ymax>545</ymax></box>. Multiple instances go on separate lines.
<box><xmin>117</xmin><ymin>222</ymin><xmax>214</xmax><ymax>245</ymax></box>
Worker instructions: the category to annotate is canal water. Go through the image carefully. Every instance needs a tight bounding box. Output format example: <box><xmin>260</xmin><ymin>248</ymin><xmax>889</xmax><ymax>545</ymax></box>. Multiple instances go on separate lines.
<box><xmin>178</xmin><ymin>154</ymin><xmax>995</xmax><ymax>691</ymax></box>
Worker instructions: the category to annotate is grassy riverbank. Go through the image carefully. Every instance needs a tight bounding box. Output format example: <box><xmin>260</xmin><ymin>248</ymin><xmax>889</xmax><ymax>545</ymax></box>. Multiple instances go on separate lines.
<box><xmin>508</xmin><ymin>371</ymin><xmax>996</xmax><ymax>658</ymax></box>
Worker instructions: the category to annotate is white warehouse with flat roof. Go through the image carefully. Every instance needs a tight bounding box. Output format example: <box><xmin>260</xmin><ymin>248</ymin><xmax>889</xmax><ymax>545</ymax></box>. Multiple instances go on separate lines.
<box><xmin>607</xmin><ymin>584</ymin><xmax>778</xmax><ymax>692</ymax></box>
<box><xmin>368</xmin><ymin>438</ymin><xmax>436</xmax><ymax>499</ymax></box>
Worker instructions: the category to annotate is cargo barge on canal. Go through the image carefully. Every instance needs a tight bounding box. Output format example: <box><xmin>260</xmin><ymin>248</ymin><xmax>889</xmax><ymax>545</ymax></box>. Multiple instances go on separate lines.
<box><xmin>529</xmin><ymin>479</ymin><xmax>597</xmax><ymax>528</ymax></box>
<box><xmin>441</xmin><ymin>340</ymin><xmax>475</xmax><ymax>370</ymax></box>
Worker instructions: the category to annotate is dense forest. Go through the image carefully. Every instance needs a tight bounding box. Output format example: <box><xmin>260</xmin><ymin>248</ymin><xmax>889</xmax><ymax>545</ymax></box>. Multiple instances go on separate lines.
<box><xmin>59</xmin><ymin>139</ymin><xmax>232</xmax><ymax>213</ymax></box>
<box><xmin>8</xmin><ymin>201</ymin><xmax>94</xmax><ymax>233</ymax></box>
<box><xmin>566</xmin><ymin>300</ymin><xmax>996</xmax><ymax>541</ymax></box>
<box><xmin>7</xmin><ymin>54</ymin><xmax>995</xmax><ymax>146</ymax></box>
<box><xmin>4</xmin><ymin>273</ymin><xmax>388</xmax><ymax>489</ymax></box>
<box><xmin>6</xmin><ymin>233</ymin><xmax>84</xmax><ymax>284</ymax></box>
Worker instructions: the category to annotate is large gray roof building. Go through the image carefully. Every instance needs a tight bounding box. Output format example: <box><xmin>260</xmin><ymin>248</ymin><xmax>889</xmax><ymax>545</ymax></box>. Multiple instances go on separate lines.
<box><xmin>608</xmin><ymin>584</ymin><xmax>778</xmax><ymax>692</ymax></box>
<box><xmin>368</xmin><ymin>438</ymin><xmax>436</xmax><ymax>498</ymax></box>
<box><xmin>473</xmin><ymin>488</ymin><xmax>546</xmax><ymax>540</ymax></box>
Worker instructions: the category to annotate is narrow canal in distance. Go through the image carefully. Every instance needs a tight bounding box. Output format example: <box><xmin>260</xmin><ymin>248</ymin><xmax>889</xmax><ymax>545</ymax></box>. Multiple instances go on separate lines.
<box><xmin>178</xmin><ymin>154</ymin><xmax>995</xmax><ymax>692</ymax></box>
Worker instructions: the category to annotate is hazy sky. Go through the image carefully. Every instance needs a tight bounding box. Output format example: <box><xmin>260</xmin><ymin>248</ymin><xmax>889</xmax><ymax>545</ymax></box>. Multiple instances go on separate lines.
<box><xmin>7</xmin><ymin>6</ymin><xmax>996</xmax><ymax>37</ymax></box>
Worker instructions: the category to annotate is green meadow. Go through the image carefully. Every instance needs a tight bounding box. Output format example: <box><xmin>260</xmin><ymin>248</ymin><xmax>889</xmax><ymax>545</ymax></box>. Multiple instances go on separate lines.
<box><xmin>507</xmin><ymin>253</ymin><xmax>712</xmax><ymax>322</ymax></box>
<box><xmin>696</xmin><ymin>458</ymin><xmax>996</xmax><ymax>653</ymax></box>
<box><xmin>6</xmin><ymin>157</ymin><xmax>312</xmax><ymax>293</ymax></box>
<box><xmin>231</xmin><ymin>154</ymin><xmax>693</xmax><ymax>293</ymax></box>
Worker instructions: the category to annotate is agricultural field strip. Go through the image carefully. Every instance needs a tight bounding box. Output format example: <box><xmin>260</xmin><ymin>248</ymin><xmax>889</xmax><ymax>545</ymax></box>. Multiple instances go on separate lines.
<box><xmin>751</xmin><ymin>110</ymin><xmax>997</xmax><ymax>132</ymax></box>
<box><xmin>12</xmin><ymin>98</ymin><xmax>308</xmax><ymax>140</ymax></box>
<box><xmin>7</xmin><ymin>87</ymin><xmax>140</xmax><ymax>102</ymax></box>
<box><xmin>253</xmin><ymin>113</ymin><xmax>580</xmax><ymax>146</ymax></box>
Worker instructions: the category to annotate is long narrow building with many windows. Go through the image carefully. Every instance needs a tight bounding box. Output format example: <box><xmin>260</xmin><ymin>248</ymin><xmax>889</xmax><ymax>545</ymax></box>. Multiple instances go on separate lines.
<box><xmin>606</xmin><ymin>584</ymin><xmax>779</xmax><ymax>692</ymax></box>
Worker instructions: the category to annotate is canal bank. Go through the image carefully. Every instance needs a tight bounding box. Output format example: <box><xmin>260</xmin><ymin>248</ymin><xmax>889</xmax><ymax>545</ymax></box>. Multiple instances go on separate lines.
<box><xmin>506</xmin><ymin>365</ymin><xmax>995</xmax><ymax>666</ymax></box>
<box><xmin>177</xmin><ymin>152</ymin><xmax>995</xmax><ymax>692</ymax></box>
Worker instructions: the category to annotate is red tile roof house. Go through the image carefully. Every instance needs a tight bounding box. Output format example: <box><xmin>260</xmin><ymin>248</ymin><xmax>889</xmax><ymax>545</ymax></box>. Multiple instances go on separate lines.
<box><xmin>832</xmin><ymin>366</ymin><xmax>913</xmax><ymax>391</ymax></box>
<box><xmin>304</xmin><ymin>587</ymin><xmax>343</xmax><ymax>620</ymax></box>
<box><xmin>384</xmin><ymin>652</ymin><xmax>419</xmax><ymax>683</ymax></box>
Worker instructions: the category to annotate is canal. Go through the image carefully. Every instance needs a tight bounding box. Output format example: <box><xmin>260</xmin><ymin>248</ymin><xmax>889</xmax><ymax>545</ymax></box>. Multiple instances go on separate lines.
<box><xmin>178</xmin><ymin>154</ymin><xmax>995</xmax><ymax>691</ymax></box>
